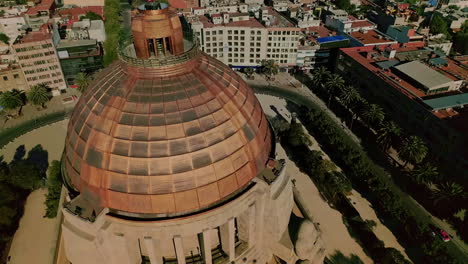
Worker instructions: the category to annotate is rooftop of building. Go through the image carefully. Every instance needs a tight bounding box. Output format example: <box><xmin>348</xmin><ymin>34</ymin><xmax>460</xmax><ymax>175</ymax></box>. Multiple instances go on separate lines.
<box><xmin>348</xmin><ymin>29</ymin><xmax>396</xmax><ymax>45</ymax></box>
<box><xmin>262</xmin><ymin>6</ymin><xmax>295</xmax><ymax>28</ymax></box>
<box><xmin>26</xmin><ymin>0</ymin><xmax>54</xmax><ymax>15</ymax></box>
<box><xmin>197</xmin><ymin>14</ymin><xmax>264</xmax><ymax>28</ymax></box>
<box><xmin>56</xmin><ymin>6</ymin><xmax>104</xmax><ymax>21</ymax></box>
<box><xmin>14</xmin><ymin>28</ymin><xmax>51</xmax><ymax>44</ymax></box>
<box><xmin>394</xmin><ymin>61</ymin><xmax>454</xmax><ymax>89</ymax></box>
<box><xmin>341</xmin><ymin>45</ymin><xmax>468</xmax><ymax>120</ymax></box>
<box><xmin>57</xmin><ymin>39</ymin><xmax>97</xmax><ymax>49</ymax></box>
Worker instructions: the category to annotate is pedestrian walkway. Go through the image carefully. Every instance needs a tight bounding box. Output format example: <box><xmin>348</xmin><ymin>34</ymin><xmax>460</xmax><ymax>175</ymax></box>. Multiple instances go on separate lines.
<box><xmin>0</xmin><ymin>89</ymin><xmax>79</xmax><ymax>131</ymax></box>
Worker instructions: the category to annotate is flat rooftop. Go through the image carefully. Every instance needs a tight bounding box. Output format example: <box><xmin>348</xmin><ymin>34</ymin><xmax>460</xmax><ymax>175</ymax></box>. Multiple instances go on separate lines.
<box><xmin>423</xmin><ymin>93</ymin><xmax>468</xmax><ymax>110</ymax></box>
<box><xmin>394</xmin><ymin>61</ymin><xmax>453</xmax><ymax>90</ymax></box>
<box><xmin>57</xmin><ymin>39</ymin><xmax>97</xmax><ymax>49</ymax></box>
<box><xmin>348</xmin><ymin>30</ymin><xmax>396</xmax><ymax>45</ymax></box>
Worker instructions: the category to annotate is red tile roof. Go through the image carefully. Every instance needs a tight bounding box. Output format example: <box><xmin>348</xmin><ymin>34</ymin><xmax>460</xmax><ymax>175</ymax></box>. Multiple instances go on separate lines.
<box><xmin>350</xmin><ymin>20</ymin><xmax>374</xmax><ymax>28</ymax></box>
<box><xmin>57</xmin><ymin>6</ymin><xmax>104</xmax><ymax>21</ymax></box>
<box><xmin>26</xmin><ymin>0</ymin><xmax>54</xmax><ymax>15</ymax></box>
<box><xmin>349</xmin><ymin>30</ymin><xmax>396</xmax><ymax>45</ymax></box>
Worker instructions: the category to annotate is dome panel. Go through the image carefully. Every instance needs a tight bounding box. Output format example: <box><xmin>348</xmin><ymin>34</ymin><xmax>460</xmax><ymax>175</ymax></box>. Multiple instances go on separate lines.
<box><xmin>64</xmin><ymin>50</ymin><xmax>272</xmax><ymax>216</ymax></box>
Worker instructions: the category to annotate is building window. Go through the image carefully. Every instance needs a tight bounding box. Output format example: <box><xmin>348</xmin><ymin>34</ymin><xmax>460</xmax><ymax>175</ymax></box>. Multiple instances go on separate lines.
<box><xmin>3</xmin><ymin>76</ymin><xmax>7</xmax><ymax>81</ymax></box>
<box><xmin>13</xmin><ymin>74</ymin><xmax>19</xmax><ymax>79</ymax></box>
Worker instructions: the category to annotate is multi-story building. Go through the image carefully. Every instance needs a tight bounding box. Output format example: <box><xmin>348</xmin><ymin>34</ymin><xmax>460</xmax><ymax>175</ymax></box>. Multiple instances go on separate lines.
<box><xmin>385</xmin><ymin>25</ymin><xmax>424</xmax><ymax>44</ymax></box>
<box><xmin>427</xmin><ymin>37</ymin><xmax>453</xmax><ymax>55</ymax></box>
<box><xmin>337</xmin><ymin>44</ymin><xmax>468</xmax><ymax>176</ymax></box>
<box><xmin>325</xmin><ymin>14</ymin><xmax>377</xmax><ymax>34</ymax></box>
<box><xmin>0</xmin><ymin>64</ymin><xmax>28</xmax><ymax>92</ymax></box>
<box><xmin>12</xmin><ymin>28</ymin><xmax>66</xmax><ymax>95</ymax></box>
<box><xmin>66</xmin><ymin>19</ymin><xmax>106</xmax><ymax>42</ymax></box>
<box><xmin>297</xmin><ymin>25</ymin><xmax>349</xmax><ymax>71</ymax></box>
<box><xmin>56</xmin><ymin>39</ymin><xmax>102</xmax><ymax>85</ymax></box>
<box><xmin>24</xmin><ymin>0</ymin><xmax>55</xmax><ymax>31</ymax></box>
<box><xmin>0</xmin><ymin>42</ymin><xmax>28</xmax><ymax>92</ymax></box>
<box><xmin>190</xmin><ymin>6</ymin><xmax>300</xmax><ymax>69</ymax></box>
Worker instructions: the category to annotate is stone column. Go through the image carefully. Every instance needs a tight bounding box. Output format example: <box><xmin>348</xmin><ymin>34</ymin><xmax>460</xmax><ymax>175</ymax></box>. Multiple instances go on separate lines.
<box><xmin>143</xmin><ymin>237</ymin><xmax>163</xmax><ymax>264</ymax></box>
<box><xmin>220</xmin><ymin>218</ymin><xmax>236</xmax><ymax>262</ymax></box>
<box><xmin>202</xmin><ymin>229</ymin><xmax>213</xmax><ymax>264</ymax></box>
<box><xmin>173</xmin><ymin>236</ymin><xmax>186</xmax><ymax>264</ymax></box>
<box><xmin>248</xmin><ymin>204</ymin><xmax>256</xmax><ymax>247</ymax></box>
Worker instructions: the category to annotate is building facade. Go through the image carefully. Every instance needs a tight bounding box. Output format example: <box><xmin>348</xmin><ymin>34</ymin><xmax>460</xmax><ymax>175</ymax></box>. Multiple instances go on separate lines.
<box><xmin>13</xmin><ymin>31</ymin><xmax>66</xmax><ymax>95</ymax></box>
<box><xmin>337</xmin><ymin>45</ymin><xmax>468</xmax><ymax>177</ymax></box>
<box><xmin>56</xmin><ymin>39</ymin><xmax>103</xmax><ymax>85</ymax></box>
<box><xmin>190</xmin><ymin>7</ymin><xmax>300</xmax><ymax>69</ymax></box>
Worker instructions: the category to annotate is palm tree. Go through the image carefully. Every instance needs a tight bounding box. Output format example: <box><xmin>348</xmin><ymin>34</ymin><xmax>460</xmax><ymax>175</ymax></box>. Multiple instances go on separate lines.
<box><xmin>311</xmin><ymin>66</ymin><xmax>330</xmax><ymax>89</ymax></box>
<box><xmin>75</xmin><ymin>72</ymin><xmax>92</xmax><ymax>93</ymax></box>
<box><xmin>0</xmin><ymin>89</ymin><xmax>24</xmax><ymax>116</ymax></box>
<box><xmin>260</xmin><ymin>59</ymin><xmax>279</xmax><ymax>81</ymax></box>
<box><xmin>377</xmin><ymin>121</ymin><xmax>401</xmax><ymax>151</ymax></box>
<box><xmin>412</xmin><ymin>163</ymin><xmax>439</xmax><ymax>185</ymax></box>
<box><xmin>325</xmin><ymin>74</ymin><xmax>345</xmax><ymax>107</ymax></box>
<box><xmin>431</xmin><ymin>182</ymin><xmax>465</xmax><ymax>206</ymax></box>
<box><xmin>398</xmin><ymin>136</ymin><xmax>428</xmax><ymax>166</ymax></box>
<box><xmin>361</xmin><ymin>103</ymin><xmax>385</xmax><ymax>128</ymax></box>
<box><xmin>243</xmin><ymin>67</ymin><xmax>255</xmax><ymax>80</ymax></box>
<box><xmin>325</xmin><ymin>251</ymin><xmax>364</xmax><ymax>264</ymax></box>
<box><xmin>27</xmin><ymin>83</ymin><xmax>50</xmax><ymax>109</ymax></box>
<box><xmin>339</xmin><ymin>85</ymin><xmax>362</xmax><ymax>129</ymax></box>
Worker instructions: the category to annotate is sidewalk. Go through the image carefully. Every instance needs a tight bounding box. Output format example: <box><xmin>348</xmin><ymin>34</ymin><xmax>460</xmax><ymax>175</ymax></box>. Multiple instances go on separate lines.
<box><xmin>0</xmin><ymin>89</ymin><xmax>79</xmax><ymax>131</ymax></box>
<box><xmin>243</xmin><ymin>72</ymin><xmax>361</xmax><ymax>144</ymax></box>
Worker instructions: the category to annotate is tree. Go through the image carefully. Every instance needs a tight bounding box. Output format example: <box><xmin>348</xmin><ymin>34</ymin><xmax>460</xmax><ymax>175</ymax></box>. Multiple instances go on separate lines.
<box><xmin>260</xmin><ymin>59</ymin><xmax>279</xmax><ymax>81</ymax></box>
<box><xmin>431</xmin><ymin>182</ymin><xmax>465</xmax><ymax>206</ymax></box>
<box><xmin>429</xmin><ymin>13</ymin><xmax>449</xmax><ymax>36</ymax></box>
<box><xmin>44</xmin><ymin>160</ymin><xmax>63</xmax><ymax>218</ymax></box>
<box><xmin>243</xmin><ymin>67</ymin><xmax>255</xmax><ymax>79</ymax></box>
<box><xmin>27</xmin><ymin>83</ymin><xmax>50</xmax><ymax>109</ymax></box>
<box><xmin>8</xmin><ymin>161</ymin><xmax>42</xmax><ymax>190</ymax></box>
<box><xmin>75</xmin><ymin>72</ymin><xmax>92</xmax><ymax>93</ymax></box>
<box><xmin>325</xmin><ymin>251</ymin><xmax>364</xmax><ymax>264</ymax></box>
<box><xmin>0</xmin><ymin>32</ymin><xmax>9</xmax><ymax>44</ymax></box>
<box><xmin>376</xmin><ymin>121</ymin><xmax>401</xmax><ymax>151</ymax></box>
<box><xmin>287</xmin><ymin>118</ymin><xmax>311</xmax><ymax>147</ymax></box>
<box><xmin>398</xmin><ymin>136</ymin><xmax>428</xmax><ymax>166</ymax></box>
<box><xmin>376</xmin><ymin>247</ymin><xmax>411</xmax><ymax>264</ymax></box>
<box><xmin>361</xmin><ymin>103</ymin><xmax>385</xmax><ymax>128</ymax></box>
<box><xmin>80</xmin><ymin>11</ymin><xmax>103</xmax><ymax>21</ymax></box>
<box><xmin>336</xmin><ymin>0</ymin><xmax>352</xmax><ymax>11</ymax></box>
<box><xmin>0</xmin><ymin>206</ymin><xmax>16</xmax><ymax>226</ymax></box>
<box><xmin>412</xmin><ymin>163</ymin><xmax>439</xmax><ymax>185</ymax></box>
<box><xmin>453</xmin><ymin>21</ymin><xmax>468</xmax><ymax>55</ymax></box>
<box><xmin>311</xmin><ymin>66</ymin><xmax>330</xmax><ymax>89</ymax></box>
<box><xmin>339</xmin><ymin>85</ymin><xmax>362</xmax><ymax>129</ymax></box>
<box><xmin>325</xmin><ymin>74</ymin><xmax>345</xmax><ymax>107</ymax></box>
<box><xmin>0</xmin><ymin>89</ymin><xmax>25</xmax><ymax>116</ymax></box>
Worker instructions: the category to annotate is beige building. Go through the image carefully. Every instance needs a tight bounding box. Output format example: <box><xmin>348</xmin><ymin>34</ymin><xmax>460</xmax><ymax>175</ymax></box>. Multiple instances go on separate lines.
<box><xmin>60</xmin><ymin>3</ymin><xmax>324</xmax><ymax>264</ymax></box>
<box><xmin>0</xmin><ymin>65</ymin><xmax>28</xmax><ymax>92</ymax></box>
<box><xmin>13</xmin><ymin>30</ymin><xmax>66</xmax><ymax>95</ymax></box>
<box><xmin>63</xmin><ymin>0</ymin><xmax>104</xmax><ymax>7</ymax></box>
<box><xmin>190</xmin><ymin>6</ymin><xmax>300</xmax><ymax>69</ymax></box>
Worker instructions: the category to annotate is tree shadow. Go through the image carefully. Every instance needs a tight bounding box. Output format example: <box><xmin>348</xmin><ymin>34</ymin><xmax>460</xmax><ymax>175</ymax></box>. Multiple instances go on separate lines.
<box><xmin>13</xmin><ymin>145</ymin><xmax>26</xmax><ymax>161</ymax></box>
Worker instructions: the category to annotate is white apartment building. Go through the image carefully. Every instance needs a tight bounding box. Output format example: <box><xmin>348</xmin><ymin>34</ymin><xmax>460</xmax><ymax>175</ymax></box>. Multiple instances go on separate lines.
<box><xmin>0</xmin><ymin>16</ymin><xmax>27</xmax><ymax>44</ymax></box>
<box><xmin>325</xmin><ymin>14</ymin><xmax>376</xmax><ymax>34</ymax></box>
<box><xmin>190</xmin><ymin>7</ymin><xmax>300</xmax><ymax>69</ymax></box>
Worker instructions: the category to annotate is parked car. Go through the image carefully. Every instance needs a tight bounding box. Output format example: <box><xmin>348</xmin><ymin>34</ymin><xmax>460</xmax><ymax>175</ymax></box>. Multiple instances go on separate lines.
<box><xmin>438</xmin><ymin>229</ymin><xmax>451</xmax><ymax>242</ymax></box>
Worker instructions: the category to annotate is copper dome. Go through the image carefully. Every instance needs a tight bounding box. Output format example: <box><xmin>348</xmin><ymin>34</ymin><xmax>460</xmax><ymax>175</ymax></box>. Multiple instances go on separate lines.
<box><xmin>63</xmin><ymin>7</ymin><xmax>272</xmax><ymax>217</ymax></box>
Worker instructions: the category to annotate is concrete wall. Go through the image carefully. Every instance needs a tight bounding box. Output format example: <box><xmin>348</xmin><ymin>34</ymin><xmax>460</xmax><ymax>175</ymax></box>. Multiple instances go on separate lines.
<box><xmin>62</xmin><ymin>168</ymin><xmax>295</xmax><ymax>264</ymax></box>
